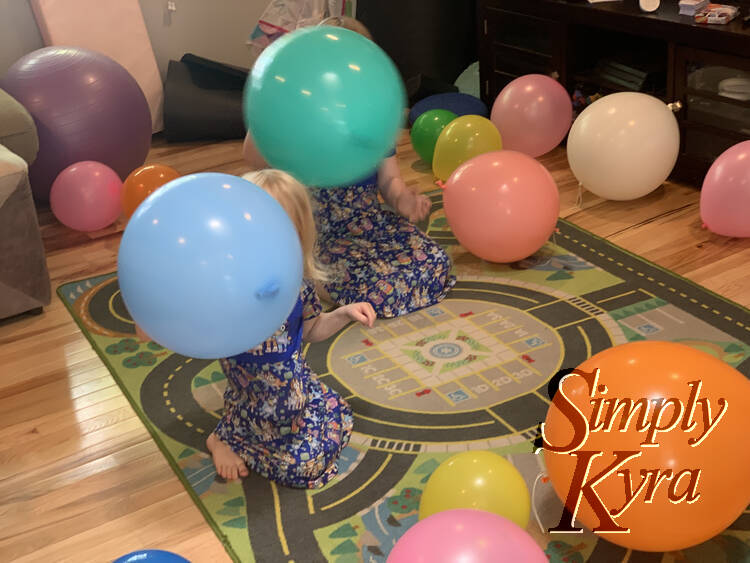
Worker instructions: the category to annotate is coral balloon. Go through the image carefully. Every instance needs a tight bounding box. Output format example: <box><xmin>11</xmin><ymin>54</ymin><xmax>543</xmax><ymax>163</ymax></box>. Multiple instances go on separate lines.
<box><xmin>121</xmin><ymin>164</ymin><xmax>180</xmax><ymax>219</ymax></box>
<box><xmin>388</xmin><ymin>509</ymin><xmax>547</xmax><ymax>563</ymax></box>
<box><xmin>543</xmin><ymin>341</ymin><xmax>750</xmax><ymax>552</ymax></box>
<box><xmin>491</xmin><ymin>74</ymin><xmax>573</xmax><ymax>158</ymax></box>
<box><xmin>419</xmin><ymin>451</ymin><xmax>530</xmax><ymax>528</ymax></box>
<box><xmin>432</xmin><ymin>115</ymin><xmax>503</xmax><ymax>181</ymax></box>
<box><xmin>442</xmin><ymin>150</ymin><xmax>559</xmax><ymax>262</ymax></box>
<box><xmin>245</xmin><ymin>26</ymin><xmax>405</xmax><ymax>187</ymax></box>
<box><xmin>410</xmin><ymin>109</ymin><xmax>457</xmax><ymax>164</ymax></box>
<box><xmin>50</xmin><ymin>161</ymin><xmax>122</xmax><ymax>232</ymax></box>
<box><xmin>567</xmin><ymin>92</ymin><xmax>679</xmax><ymax>200</ymax></box>
<box><xmin>700</xmin><ymin>140</ymin><xmax>750</xmax><ymax>238</ymax></box>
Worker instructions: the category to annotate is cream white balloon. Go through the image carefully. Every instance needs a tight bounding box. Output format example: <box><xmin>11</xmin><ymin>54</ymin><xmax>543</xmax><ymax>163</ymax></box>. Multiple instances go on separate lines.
<box><xmin>567</xmin><ymin>92</ymin><xmax>680</xmax><ymax>201</ymax></box>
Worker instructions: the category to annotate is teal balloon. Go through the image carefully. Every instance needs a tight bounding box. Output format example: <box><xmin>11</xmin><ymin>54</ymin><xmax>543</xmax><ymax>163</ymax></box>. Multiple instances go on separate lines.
<box><xmin>410</xmin><ymin>109</ymin><xmax>457</xmax><ymax>164</ymax></box>
<box><xmin>117</xmin><ymin>173</ymin><xmax>303</xmax><ymax>360</ymax></box>
<box><xmin>244</xmin><ymin>26</ymin><xmax>406</xmax><ymax>187</ymax></box>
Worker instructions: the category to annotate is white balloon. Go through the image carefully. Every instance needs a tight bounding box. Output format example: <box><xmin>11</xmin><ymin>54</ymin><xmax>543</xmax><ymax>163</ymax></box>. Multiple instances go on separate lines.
<box><xmin>567</xmin><ymin>92</ymin><xmax>680</xmax><ymax>201</ymax></box>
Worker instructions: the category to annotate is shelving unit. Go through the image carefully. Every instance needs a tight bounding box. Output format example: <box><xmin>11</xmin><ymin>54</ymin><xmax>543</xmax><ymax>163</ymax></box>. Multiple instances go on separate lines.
<box><xmin>477</xmin><ymin>0</ymin><xmax>750</xmax><ymax>185</ymax></box>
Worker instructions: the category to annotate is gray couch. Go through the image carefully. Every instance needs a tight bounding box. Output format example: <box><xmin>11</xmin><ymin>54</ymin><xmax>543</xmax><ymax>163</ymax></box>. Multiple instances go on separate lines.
<box><xmin>0</xmin><ymin>88</ymin><xmax>51</xmax><ymax>320</ymax></box>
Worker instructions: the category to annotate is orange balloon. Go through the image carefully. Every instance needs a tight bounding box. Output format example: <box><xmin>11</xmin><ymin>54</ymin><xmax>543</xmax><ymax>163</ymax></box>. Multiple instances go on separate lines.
<box><xmin>542</xmin><ymin>341</ymin><xmax>750</xmax><ymax>552</ymax></box>
<box><xmin>121</xmin><ymin>164</ymin><xmax>180</xmax><ymax>219</ymax></box>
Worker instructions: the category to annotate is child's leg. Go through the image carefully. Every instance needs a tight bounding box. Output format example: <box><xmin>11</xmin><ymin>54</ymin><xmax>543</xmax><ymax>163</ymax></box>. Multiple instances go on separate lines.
<box><xmin>207</xmin><ymin>433</ymin><xmax>249</xmax><ymax>481</ymax></box>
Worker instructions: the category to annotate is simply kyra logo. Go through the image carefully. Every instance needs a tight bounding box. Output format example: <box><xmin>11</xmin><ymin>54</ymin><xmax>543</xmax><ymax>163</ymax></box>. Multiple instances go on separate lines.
<box><xmin>534</xmin><ymin>367</ymin><xmax>728</xmax><ymax>535</ymax></box>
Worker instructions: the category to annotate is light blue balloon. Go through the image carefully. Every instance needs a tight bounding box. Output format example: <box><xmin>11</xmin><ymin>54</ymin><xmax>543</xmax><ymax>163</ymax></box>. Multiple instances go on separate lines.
<box><xmin>113</xmin><ymin>550</ymin><xmax>189</xmax><ymax>563</ymax></box>
<box><xmin>244</xmin><ymin>26</ymin><xmax>406</xmax><ymax>187</ymax></box>
<box><xmin>117</xmin><ymin>173</ymin><xmax>303</xmax><ymax>359</ymax></box>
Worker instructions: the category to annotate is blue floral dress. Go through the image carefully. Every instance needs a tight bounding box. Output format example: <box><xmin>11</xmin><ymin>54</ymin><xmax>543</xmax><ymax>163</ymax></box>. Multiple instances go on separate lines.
<box><xmin>311</xmin><ymin>168</ymin><xmax>456</xmax><ymax>318</ymax></box>
<box><xmin>213</xmin><ymin>282</ymin><xmax>352</xmax><ymax>489</ymax></box>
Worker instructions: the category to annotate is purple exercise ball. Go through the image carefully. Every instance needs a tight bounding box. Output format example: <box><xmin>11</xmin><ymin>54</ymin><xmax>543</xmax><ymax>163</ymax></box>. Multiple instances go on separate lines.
<box><xmin>1</xmin><ymin>46</ymin><xmax>151</xmax><ymax>203</ymax></box>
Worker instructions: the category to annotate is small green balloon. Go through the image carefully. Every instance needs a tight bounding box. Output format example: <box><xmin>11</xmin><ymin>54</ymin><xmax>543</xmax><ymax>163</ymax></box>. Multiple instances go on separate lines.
<box><xmin>410</xmin><ymin>109</ymin><xmax>458</xmax><ymax>164</ymax></box>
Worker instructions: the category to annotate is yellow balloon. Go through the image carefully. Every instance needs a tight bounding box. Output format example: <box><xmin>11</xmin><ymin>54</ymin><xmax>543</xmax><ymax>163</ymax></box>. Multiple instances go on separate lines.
<box><xmin>432</xmin><ymin>115</ymin><xmax>503</xmax><ymax>181</ymax></box>
<box><xmin>418</xmin><ymin>451</ymin><xmax>530</xmax><ymax>528</ymax></box>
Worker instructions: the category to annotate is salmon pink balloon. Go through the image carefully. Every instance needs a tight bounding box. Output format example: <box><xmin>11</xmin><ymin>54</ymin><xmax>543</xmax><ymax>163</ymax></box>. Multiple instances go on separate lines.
<box><xmin>491</xmin><ymin>74</ymin><xmax>573</xmax><ymax>158</ymax></box>
<box><xmin>50</xmin><ymin>161</ymin><xmax>122</xmax><ymax>232</ymax></box>
<box><xmin>443</xmin><ymin>151</ymin><xmax>559</xmax><ymax>263</ymax></box>
<box><xmin>700</xmin><ymin>140</ymin><xmax>750</xmax><ymax>238</ymax></box>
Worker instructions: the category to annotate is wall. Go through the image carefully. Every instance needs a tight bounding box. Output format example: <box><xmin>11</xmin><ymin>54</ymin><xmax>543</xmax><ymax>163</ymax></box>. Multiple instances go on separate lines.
<box><xmin>0</xmin><ymin>0</ymin><xmax>265</xmax><ymax>78</ymax></box>
<box><xmin>139</xmin><ymin>0</ymin><xmax>265</xmax><ymax>79</ymax></box>
<box><xmin>0</xmin><ymin>0</ymin><xmax>43</xmax><ymax>75</ymax></box>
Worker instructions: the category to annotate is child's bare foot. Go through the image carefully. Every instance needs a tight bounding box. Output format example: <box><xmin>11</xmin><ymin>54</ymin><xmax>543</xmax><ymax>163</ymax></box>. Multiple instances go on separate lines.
<box><xmin>207</xmin><ymin>433</ymin><xmax>249</xmax><ymax>481</ymax></box>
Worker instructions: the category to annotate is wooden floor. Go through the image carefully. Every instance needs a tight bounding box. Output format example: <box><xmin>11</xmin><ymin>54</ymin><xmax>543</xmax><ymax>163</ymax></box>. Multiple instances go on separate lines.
<box><xmin>1</xmin><ymin>133</ymin><xmax>749</xmax><ymax>562</ymax></box>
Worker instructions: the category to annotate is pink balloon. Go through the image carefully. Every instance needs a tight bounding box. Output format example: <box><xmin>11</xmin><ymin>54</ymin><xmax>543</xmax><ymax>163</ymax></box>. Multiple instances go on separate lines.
<box><xmin>50</xmin><ymin>161</ymin><xmax>123</xmax><ymax>232</ymax></box>
<box><xmin>491</xmin><ymin>74</ymin><xmax>573</xmax><ymax>158</ymax></box>
<box><xmin>387</xmin><ymin>509</ymin><xmax>547</xmax><ymax>563</ymax></box>
<box><xmin>443</xmin><ymin>151</ymin><xmax>559</xmax><ymax>263</ymax></box>
<box><xmin>700</xmin><ymin>140</ymin><xmax>750</xmax><ymax>238</ymax></box>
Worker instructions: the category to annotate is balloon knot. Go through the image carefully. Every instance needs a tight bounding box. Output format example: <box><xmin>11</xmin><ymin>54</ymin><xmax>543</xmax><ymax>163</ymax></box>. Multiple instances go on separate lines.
<box><xmin>256</xmin><ymin>280</ymin><xmax>280</xmax><ymax>300</ymax></box>
<box><xmin>435</xmin><ymin>180</ymin><xmax>446</xmax><ymax>190</ymax></box>
<box><xmin>701</xmin><ymin>223</ymin><xmax>707</xmax><ymax>230</ymax></box>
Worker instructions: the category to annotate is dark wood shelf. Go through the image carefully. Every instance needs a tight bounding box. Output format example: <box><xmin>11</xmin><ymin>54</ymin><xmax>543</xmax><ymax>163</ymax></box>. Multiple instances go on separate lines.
<box><xmin>478</xmin><ymin>0</ymin><xmax>750</xmax><ymax>186</ymax></box>
<box><xmin>495</xmin><ymin>0</ymin><xmax>750</xmax><ymax>53</ymax></box>
<box><xmin>572</xmin><ymin>72</ymin><xmax>666</xmax><ymax>99</ymax></box>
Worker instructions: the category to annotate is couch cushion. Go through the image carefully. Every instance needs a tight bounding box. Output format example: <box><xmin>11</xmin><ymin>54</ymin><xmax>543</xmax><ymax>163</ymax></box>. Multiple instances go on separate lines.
<box><xmin>0</xmin><ymin>144</ymin><xmax>50</xmax><ymax>318</ymax></box>
<box><xmin>0</xmin><ymin>88</ymin><xmax>39</xmax><ymax>165</ymax></box>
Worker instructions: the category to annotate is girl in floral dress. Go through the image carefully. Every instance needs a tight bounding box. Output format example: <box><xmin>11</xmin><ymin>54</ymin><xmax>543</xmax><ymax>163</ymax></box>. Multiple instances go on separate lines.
<box><xmin>311</xmin><ymin>152</ymin><xmax>456</xmax><ymax>318</ymax></box>
<box><xmin>243</xmin><ymin>17</ymin><xmax>456</xmax><ymax>318</ymax></box>
<box><xmin>206</xmin><ymin>170</ymin><xmax>375</xmax><ymax>488</ymax></box>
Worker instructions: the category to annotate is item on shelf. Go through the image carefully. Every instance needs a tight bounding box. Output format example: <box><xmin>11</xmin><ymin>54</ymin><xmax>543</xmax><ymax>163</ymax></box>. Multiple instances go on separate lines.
<box><xmin>719</xmin><ymin>77</ymin><xmax>750</xmax><ymax>101</ymax></box>
<box><xmin>578</xmin><ymin>59</ymin><xmax>663</xmax><ymax>95</ymax></box>
<box><xmin>694</xmin><ymin>4</ymin><xmax>739</xmax><ymax>24</ymax></box>
<box><xmin>572</xmin><ymin>89</ymin><xmax>603</xmax><ymax>115</ymax></box>
<box><xmin>679</xmin><ymin>0</ymin><xmax>709</xmax><ymax>15</ymax></box>
<box><xmin>597</xmin><ymin>59</ymin><xmax>649</xmax><ymax>90</ymax></box>
<box><xmin>639</xmin><ymin>0</ymin><xmax>660</xmax><ymax>13</ymax></box>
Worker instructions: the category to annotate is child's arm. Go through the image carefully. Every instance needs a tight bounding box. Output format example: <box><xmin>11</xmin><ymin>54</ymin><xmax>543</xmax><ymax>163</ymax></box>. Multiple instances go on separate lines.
<box><xmin>303</xmin><ymin>303</ymin><xmax>376</xmax><ymax>343</ymax></box>
<box><xmin>377</xmin><ymin>155</ymin><xmax>431</xmax><ymax>223</ymax></box>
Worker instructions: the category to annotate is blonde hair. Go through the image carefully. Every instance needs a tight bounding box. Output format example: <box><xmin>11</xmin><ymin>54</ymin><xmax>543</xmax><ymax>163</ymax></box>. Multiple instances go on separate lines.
<box><xmin>318</xmin><ymin>15</ymin><xmax>373</xmax><ymax>40</ymax></box>
<box><xmin>243</xmin><ymin>169</ymin><xmax>328</xmax><ymax>282</ymax></box>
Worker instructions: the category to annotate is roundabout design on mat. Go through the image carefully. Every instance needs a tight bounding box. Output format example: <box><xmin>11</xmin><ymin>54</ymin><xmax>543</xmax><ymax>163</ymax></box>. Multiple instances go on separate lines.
<box><xmin>304</xmin><ymin>275</ymin><xmax>627</xmax><ymax>452</ymax></box>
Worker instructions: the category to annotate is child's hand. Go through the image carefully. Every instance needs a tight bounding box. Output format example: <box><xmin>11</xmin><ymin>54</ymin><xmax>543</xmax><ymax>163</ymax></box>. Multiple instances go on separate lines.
<box><xmin>343</xmin><ymin>302</ymin><xmax>376</xmax><ymax>327</ymax></box>
<box><xmin>396</xmin><ymin>190</ymin><xmax>431</xmax><ymax>223</ymax></box>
